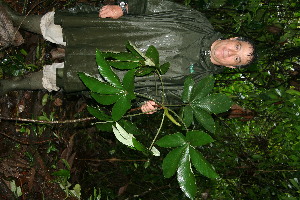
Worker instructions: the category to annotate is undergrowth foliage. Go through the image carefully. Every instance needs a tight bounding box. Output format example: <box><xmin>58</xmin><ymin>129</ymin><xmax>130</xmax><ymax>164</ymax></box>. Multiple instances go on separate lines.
<box><xmin>78</xmin><ymin>42</ymin><xmax>232</xmax><ymax>199</ymax></box>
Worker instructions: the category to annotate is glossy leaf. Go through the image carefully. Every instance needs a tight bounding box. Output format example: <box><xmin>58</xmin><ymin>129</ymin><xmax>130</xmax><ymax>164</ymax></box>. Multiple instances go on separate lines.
<box><xmin>189</xmin><ymin>147</ymin><xmax>219</xmax><ymax>179</ymax></box>
<box><xmin>126</xmin><ymin>42</ymin><xmax>145</xmax><ymax>60</ymax></box>
<box><xmin>96</xmin><ymin>50</ymin><xmax>122</xmax><ymax>88</ymax></box>
<box><xmin>112</xmin><ymin>122</ymin><xmax>135</xmax><ymax>147</ymax></box>
<box><xmin>192</xmin><ymin>107</ymin><xmax>216</xmax><ymax>133</ymax></box>
<box><xmin>164</xmin><ymin>109</ymin><xmax>181</xmax><ymax>126</ymax></box>
<box><xmin>87</xmin><ymin>106</ymin><xmax>111</xmax><ymax>121</ymax></box>
<box><xmin>182</xmin><ymin>76</ymin><xmax>195</xmax><ymax>103</ymax></box>
<box><xmin>91</xmin><ymin>93</ymin><xmax>120</xmax><ymax>105</ymax></box>
<box><xmin>159</xmin><ymin>62</ymin><xmax>170</xmax><ymax>75</ymax></box>
<box><xmin>118</xmin><ymin>120</ymin><xmax>141</xmax><ymax>135</ymax></box>
<box><xmin>162</xmin><ymin>145</ymin><xmax>186</xmax><ymax>178</ymax></box>
<box><xmin>107</xmin><ymin>61</ymin><xmax>140</xmax><ymax>70</ymax></box>
<box><xmin>150</xmin><ymin>146</ymin><xmax>160</xmax><ymax>156</ymax></box>
<box><xmin>102</xmin><ymin>52</ymin><xmax>142</xmax><ymax>61</ymax></box>
<box><xmin>132</xmin><ymin>138</ymin><xmax>147</xmax><ymax>152</ymax></box>
<box><xmin>190</xmin><ymin>76</ymin><xmax>215</xmax><ymax>101</ymax></box>
<box><xmin>192</xmin><ymin>94</ymin><xmax>233</xmax><ymax>114</ymax></box>
<box><xmin>177</xmin><ymin>146</ymin><xmax>197</xmax><ymax>199</ymax></box>
<box><xmin>112</xmin><ymin>95</ymin><xmax>131</xmax><ymax>121</ymax></box>
<box><xmin>183</xmin><ymin>105</ymin><xmax>194</xmax><ymax>127</ymax></box>
<box><xmin>122</xmin><ymin>69</ymin><xmax>136</xmax><ymax>93</ymax></box>
<box><xmin>78</xmin><ymin>72</ymin><xmax>121</xmax><ymax>94</ymax></box>
<box><xmin>186</xmin><ymin>130</ymin><xmax>214</xmax><ymax>146</ymax></box>
<box><xmin>156</xmin><ymin>132</ymin><xmax>186</xmax><ymax>148</ymax></box>
<box><xmin>145</xmin><ymin>45</ymin><xmax>159</xmax><ymax>66</ymax></box>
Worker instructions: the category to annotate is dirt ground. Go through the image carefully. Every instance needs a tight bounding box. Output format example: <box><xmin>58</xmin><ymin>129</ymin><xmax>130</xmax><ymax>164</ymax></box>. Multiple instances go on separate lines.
<box><xmin>0</xmin><ymin>1</ymin><xmax>129</xmax><ymax>199</ymax></box>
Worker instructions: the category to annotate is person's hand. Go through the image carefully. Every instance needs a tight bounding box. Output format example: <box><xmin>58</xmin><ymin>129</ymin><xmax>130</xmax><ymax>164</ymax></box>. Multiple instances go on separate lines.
<box><xmin>141</xmin><ymin>100</ymin><xmax>159</xmax><ymax>114</ymax></box>
<box><xmin>99</xmin><ymin>5</ymin><xmax>124</xmax><ymax>19</ymax></box>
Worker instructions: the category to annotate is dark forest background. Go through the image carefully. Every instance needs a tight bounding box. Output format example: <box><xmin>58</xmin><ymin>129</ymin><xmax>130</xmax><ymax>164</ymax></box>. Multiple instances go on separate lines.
<box><xmin>0</xmin><ymin>0</ymin><xmax>299</xmax><ymax>199</ymax></box>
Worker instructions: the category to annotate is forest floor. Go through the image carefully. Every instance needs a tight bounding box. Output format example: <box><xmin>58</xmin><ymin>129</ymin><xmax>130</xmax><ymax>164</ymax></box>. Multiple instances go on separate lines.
<box><xmin>0</xmin><ymin>1</ymin><xmax>131</xmax><ymax>199</ymax></box>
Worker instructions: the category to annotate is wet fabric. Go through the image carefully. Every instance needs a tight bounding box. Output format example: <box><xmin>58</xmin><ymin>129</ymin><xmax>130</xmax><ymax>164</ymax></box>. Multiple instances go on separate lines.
<box><xmin>41</xmin><ymin>11</ymin><xmax>65</xmax><ymax>46</ymax></box>
<box><xmin>54</xmin><ymin>0</ymin><xmax>224</xmax><ymax>102</ymax></box>
<box><xmin>42</xmin><ymin>63</ymin><xmax>64</xmax><ymax>92</ymax></box>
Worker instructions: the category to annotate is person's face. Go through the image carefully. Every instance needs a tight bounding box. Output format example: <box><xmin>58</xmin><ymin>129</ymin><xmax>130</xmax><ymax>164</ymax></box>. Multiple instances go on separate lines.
<box><xmin>210</xmin><ymin>38</ymin><xmax>254</xmax><ymax>68</ymax></box>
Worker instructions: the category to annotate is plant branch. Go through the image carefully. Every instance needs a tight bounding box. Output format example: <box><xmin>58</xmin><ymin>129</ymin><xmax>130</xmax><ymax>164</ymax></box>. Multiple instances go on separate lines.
<box><xmin>167</xmin><ymin>107</ymin><xmax>189</xmax><ymax>131</ymax></box>
<box><xmin>76</xmin><ymin>158</ymin><xmax>148</xmax><ymax>162</ymax></box>
<box><xmin>0</xmin><ymin>116</ymin><xmax>96</xmax><ymax>124</ymax></box>
<box><xmin>149</xmin><ymin>111</ymin><xmax>165</xmax><ymax>150</ymax></box>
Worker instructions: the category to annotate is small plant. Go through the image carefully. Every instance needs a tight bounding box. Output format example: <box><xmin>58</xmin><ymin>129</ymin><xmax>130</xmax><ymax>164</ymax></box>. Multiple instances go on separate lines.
<box><xmin>79</xmin><ymin>43</ymin><xmax>232</xmax><ymax>199</ymax></box>
<box><xmin>9</xmin><ymin>180</ymin><xmax>22</xmax><ymax>198</ymax></box>
<box><xmin>52</xmin><ymin>160</ymin><xmax>81</xmax><ymax>199</ymax></box>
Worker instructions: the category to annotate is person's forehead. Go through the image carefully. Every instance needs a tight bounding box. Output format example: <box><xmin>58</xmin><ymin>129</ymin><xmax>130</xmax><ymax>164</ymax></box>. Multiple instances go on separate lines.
<box><xmin>240</xmin><ymin>41</ymin><xmax>254</xmax><ymax>65</ymax></box>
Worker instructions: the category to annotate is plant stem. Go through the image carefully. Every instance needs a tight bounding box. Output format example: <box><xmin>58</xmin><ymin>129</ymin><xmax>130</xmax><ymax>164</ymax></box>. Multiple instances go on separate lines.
<box><xmin>149</xmin><ymin>111</ymin><xmax>165</xmax><ymax>150</ymax></box>
<box><xmin>0</xmin><ymin>116</ymin><xmax>96</xmax><ymax>124</ymax></box>
<box><xmin>167</xmin><ymin>108</ymin><xmax>189</xmax><ymax>131</ymax></box>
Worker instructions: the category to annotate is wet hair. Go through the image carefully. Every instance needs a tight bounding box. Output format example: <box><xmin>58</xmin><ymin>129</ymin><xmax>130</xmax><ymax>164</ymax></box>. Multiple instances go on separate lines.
<box><xmin>234</xmin><ymin>37</ymin><xmax>257</xmax><ymax>68</ymax></box>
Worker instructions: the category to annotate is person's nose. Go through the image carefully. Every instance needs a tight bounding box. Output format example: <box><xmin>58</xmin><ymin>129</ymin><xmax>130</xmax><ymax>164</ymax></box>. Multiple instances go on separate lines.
<box><xmin>227</xmin><ymin>49</ymin><xmax>238</xmax><ymax>57</ymax></box>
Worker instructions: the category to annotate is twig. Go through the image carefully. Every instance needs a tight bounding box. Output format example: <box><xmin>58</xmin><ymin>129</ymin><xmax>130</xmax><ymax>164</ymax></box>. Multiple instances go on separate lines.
<box><xmin>149</xmin><ymin>111</ymin><xmax>165</xmax><ymax>150</ymax></box>
<box><xmin>76</xmin><ymin>158</ymin><xmax>148</xmax><ymax>162</ymax></box>
<box><xmin>0</xmin><ymin>116</ymin><xmax>96</xmax><ymax>124</ymax></box>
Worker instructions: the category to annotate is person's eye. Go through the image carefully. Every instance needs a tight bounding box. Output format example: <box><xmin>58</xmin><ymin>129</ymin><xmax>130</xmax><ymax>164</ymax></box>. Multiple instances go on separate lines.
<box><xmin>236</xmin><ymin>44</ymin><xmax>240</xmax><ymax>50</ymax></box>
<box><xmin>235</xmin><ymin>57</ymin><xmax>240</xmax><ymax>63</ymax></box>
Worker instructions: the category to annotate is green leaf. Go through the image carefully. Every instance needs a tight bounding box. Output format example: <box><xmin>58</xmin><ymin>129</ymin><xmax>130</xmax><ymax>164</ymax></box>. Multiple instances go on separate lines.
<box><xmin>112</xmin><ymin>95</ymin><xmax>131</xmax><ymax>121</ymax></box>
<box><xmin>164</xmin><ymin>109</ymin><xmax>181</xmax><ymax>126</ymax></box>
<box><xmin>183</xmin><ymin>105</ymin><xmax>194</xmax><ymax>127</ymax></box>
<box><xmin>190</xmin><ymin>76</ymin><xmax>215</xmax><ymax>101</ymax></box>
<box><xmin>159</xmin><ymin>62</ymin><xmax>170</xmax><ymax>75</ymax></box>
<box><xmin>150</xmin><ymin>146</ymin><xmax>160</xmax><ymax>156</ymax></box>
<box><xmin>52</xmin><ymin>169</ymin><xmax>70</xmax><ymax>178</ymax></box>
<box><xmin>112</xmin><ymin>122</ymin><xmax>135</xmax><ymax>147</ymax></box>
<box><xmin>126</xmin><ymin>42</ymin><xmax>145</xmax><ymax>60</ymax></box>
<box><xmin>118</xmin><ymin>119</ymin><xmax>141</xmax><ymax>135</ymax></box>
<box><xmin>91</xmin><ymin>93</ymin><xmax>120</xmax><ymax>105</ymax></box>
<box><xmin>186</xmin><ymin>130</ymin><xmax>214</xmax><ymax>146</ymax></box>
<box><xmin>192</xmin><ymin>94</ymin><xmax>232</xmax><ymax>114</ymax></box>
<box><xmin>132</xmin><ymin>138</ymin><xmax>147</xmax><ymax>152</ymax></box>
<box><xmin>156</xmin><ymin>132</ymin><xmax>186</xmax><ymax>148</ymax></box>
<box><xmin>87</xmin><ymin>106</ymin><xmax>111</xmax><ymax>121</ymax></box>
<box><xmin>96</xmin><ymin>122</ymin><xmax>113</xmax><ymax>132</ymax></box>
<box><xmin>42</xmin><ymin>94</ymin><xmax>49</xmax><ymax>106</ymax></box>
<box><xmin>96</xmin><ymin>50</ymin><xmax>122</xmax><ymax>88</ymax></box>
<box><xmin>286</xmin><ymin>89</ymin><xmax>300</xmax><ymax>96</ymax></box>
<box><xmin>108</xmin><ymin>61</ymin><xmax>140</xmax><ymax>70</ymax></box>
<box><xmin>102</xmin><ymin>52</ymin><xmax>142</xmax><ymax>61</ymax></box>
<box><xmin>20</xmin><ymin>48</ymin><xmax>28</xmax><ymax>56</ymax></box>
<box><xmin>71</xmin><ymin>184</ymin><xmax>81</xmax><ymax>198</ymax></box>
<box><xmin>78</xmin><ymin>72</ymin><xmax>122</xmax><ymax>94</ymax></box>
<box><xmin>192</xmin><ymin>108</ymin><xmax>216</xmax><ymax>133</ymax></box>
<box><xmin>38</xmin><ymin>115</ymin><xmax>50</xmax><ymax>121</ymax></box>
<box><xmin>177</xmin><ymin>146</ymin><xmax>197</xmax><ymax>199</ymax></box>
<box><xmin>162</xmin><ymin>145</ymin><xmax>186</xmax><ymax>178</ymax></box>
<box><xmin>122</xmin><ymin>69</ymin><xmax>136</xmax><ymax>93</ymax></box>
<box><xmin>182</xmin><ymin>76</ymin><xmax>195</xmax><ymax>103</ymax></box>
<box><xmin>190</xmin><ymin>147</ymin><xmax>219</xmax><ymax>179</ymax></box>
<box><xmin>145</xmin><ymin>45</ymin><xmax>159</xmax><ymax>66</ymax></box>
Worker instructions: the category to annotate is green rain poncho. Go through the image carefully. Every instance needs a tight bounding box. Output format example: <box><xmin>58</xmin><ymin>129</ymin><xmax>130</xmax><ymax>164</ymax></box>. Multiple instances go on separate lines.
<box><xmin>54</xmin><ymin>0</ymin><xmax>224</xmax><ymax>103</ymax></box>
